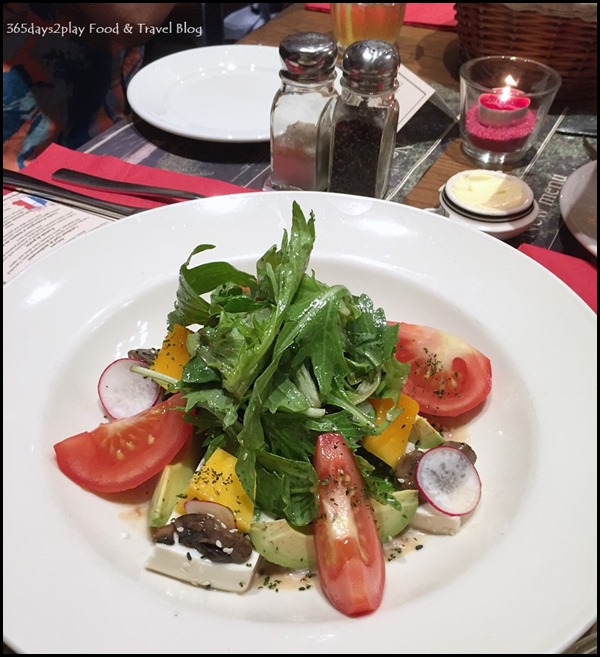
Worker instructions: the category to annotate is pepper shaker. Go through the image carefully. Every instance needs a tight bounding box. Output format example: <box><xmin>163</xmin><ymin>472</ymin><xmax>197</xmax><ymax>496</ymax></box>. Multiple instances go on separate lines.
<box><xmin>328</xmin><ymin>40</ymin><xmax>400</xmax><ymax>199</ymax></box>
<box><xmin>268</xmin><ymin>32</ymin><xmax>338</xmax><ymax>192</ymax></box>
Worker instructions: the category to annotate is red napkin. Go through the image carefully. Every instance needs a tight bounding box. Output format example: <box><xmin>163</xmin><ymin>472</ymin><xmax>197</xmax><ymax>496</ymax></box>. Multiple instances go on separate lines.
<box><xmin>518</xmin><ymin>243</ymin><xmax>597</xmax><ymax>313</ymax></box>
<box><xmin>305</xmin><ymin>3</ymin><xmax>457</xmax><ymax>30</ymax></box>
<box><xmin>19</xmin><ymin>143</ymin><xmax>254</xmax><ymax>210</ymax></box>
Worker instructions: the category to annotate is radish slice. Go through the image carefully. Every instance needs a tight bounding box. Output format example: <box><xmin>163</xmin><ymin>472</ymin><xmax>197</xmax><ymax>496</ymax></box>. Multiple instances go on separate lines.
<box><xmin>415</xmin><ymin>445</ymin><xmax>481</xmax><ymax>516</ymax></box>
<box><xmin>183</xmin><ymin>500</ymin><xmax>236</xmax><ymax>529</ymax></box>
<box><xmin>97</xmin><ymin>358</ymin><xmax>162</xmax><ymax>420</ymax></box>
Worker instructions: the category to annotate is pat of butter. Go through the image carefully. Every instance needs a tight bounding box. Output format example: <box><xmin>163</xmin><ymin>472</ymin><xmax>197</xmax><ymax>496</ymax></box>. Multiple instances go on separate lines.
<box><xmin>448</xmin><ymin>171</ymin><xmax>531</xmax><ymax>213</ymax></box>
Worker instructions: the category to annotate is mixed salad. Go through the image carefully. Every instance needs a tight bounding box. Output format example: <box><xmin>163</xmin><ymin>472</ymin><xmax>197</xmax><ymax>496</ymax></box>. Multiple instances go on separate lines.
<box><xmin>54</xmin><ymin>201</ymin><xmax>492</xmax><ymax>617</ymax></box>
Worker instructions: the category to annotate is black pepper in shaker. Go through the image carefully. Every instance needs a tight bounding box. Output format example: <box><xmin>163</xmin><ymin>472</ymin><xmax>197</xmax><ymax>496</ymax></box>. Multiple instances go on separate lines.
<box><xmin>268</xmin><ymin>32</ymin><xmax>338</xmax><ymax>191</ymax></box>
<box><xmin>328</xmin><ymin>40</ymin><xmax>400</xmax><ymax>199</ymax></box>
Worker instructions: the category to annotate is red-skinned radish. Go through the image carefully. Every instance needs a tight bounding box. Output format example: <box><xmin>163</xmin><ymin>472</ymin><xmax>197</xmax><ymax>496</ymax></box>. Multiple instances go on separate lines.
<box><xmin>98</xmin><ymin>358</ymin><xmax>162</xmax><ymax>420</ymax></box>
<box><xmin>415</xmin><ymin>444</ymin><xmax>481</xmax><ymax>516</ymax></box>
<box><xmin>183</xmin><ymin>500</ymin><xmax>236</xmax><ymax>529</ymax></box>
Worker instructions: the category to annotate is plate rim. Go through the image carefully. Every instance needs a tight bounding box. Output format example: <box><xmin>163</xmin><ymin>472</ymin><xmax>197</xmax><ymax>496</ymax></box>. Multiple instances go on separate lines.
<box><xmin>559</xmin><ymin>159</ymin><xmax>597</xmax><ymax>256</ymax></box>
<box><xmin>126</xmin><ymin>44</ymin><xmax>281</xmax><ymax>142</ymax></box>
<box><xmin>3</xmin><ymin>192</ymin><xmax>597</xmax><ymax>654</ymax></box>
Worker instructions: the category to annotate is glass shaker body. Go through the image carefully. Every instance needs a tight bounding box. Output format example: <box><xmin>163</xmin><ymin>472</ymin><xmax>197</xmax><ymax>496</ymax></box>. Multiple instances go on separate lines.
<box><xmin>328</xmin><ymin>40</ymin><xmax>400</xmax><ymax>199</ymax></box>
<box><xmin>269</xmin><ymin>32</ymin><xmax>338</xmax><ymax>192</ymax></box>
<box><xmin>270</xmin><ymin>76</ymin><xmax>336</xmax><ymax>191</ymax></box>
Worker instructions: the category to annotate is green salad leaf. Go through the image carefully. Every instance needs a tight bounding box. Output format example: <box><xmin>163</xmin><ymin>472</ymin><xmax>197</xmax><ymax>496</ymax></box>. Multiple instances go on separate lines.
<box><xmin>166</xmin><ymin>201</ymin><xmax>409</xmax><ymax>526</ymax></box>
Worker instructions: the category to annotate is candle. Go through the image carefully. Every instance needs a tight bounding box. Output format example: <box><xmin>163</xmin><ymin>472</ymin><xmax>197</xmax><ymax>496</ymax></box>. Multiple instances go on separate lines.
<box><xmin>465</xmin><ymin>75</ymin><xmax>536</xmax><ymax>154</ymax></box>
<box><xmin>478</xmin><ymin>86</ymin><xmax>531</xmax><ymax>127</ymax></box>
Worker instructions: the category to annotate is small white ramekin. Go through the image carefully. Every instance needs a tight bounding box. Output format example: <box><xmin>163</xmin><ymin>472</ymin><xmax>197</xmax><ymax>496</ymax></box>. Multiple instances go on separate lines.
<box><xmin>438</xmin><ymin>169</ymin><xmax>538</xmax><ymax>240</ymax></box>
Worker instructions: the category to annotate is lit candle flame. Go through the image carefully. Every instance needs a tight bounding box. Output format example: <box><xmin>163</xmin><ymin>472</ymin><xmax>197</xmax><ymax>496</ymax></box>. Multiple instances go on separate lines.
<box><xmin>498</xmin><ymin>76</ymin><xmax>520</xmax><ymax>106</ymax></box>
<box><xmin>499</xmin><ymin>86</ymin><xmax>512</xmax><ymax>104</ymax></box>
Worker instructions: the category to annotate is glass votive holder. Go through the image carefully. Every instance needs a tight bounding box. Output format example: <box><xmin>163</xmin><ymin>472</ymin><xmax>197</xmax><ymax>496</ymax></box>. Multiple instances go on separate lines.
<box><xmin>459</xmin><ymin>56</ymin><xmax>562</xmax><ymax>167</ymax></box>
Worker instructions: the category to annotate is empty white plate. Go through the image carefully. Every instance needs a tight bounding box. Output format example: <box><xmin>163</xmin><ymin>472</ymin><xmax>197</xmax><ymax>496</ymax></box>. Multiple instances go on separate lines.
<box><xmin>127</xmin><ymin>45</ymin><xmax>281</xmax><ymax>142</ymax></box>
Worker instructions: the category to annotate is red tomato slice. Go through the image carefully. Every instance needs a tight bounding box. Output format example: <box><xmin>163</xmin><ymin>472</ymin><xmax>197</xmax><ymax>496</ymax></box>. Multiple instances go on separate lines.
<box><xmin>313</xmin><ymin>433</ymin><xmax>385</xmax><ymax>617</ymax></box>
<box><xmin>395</xmin><ymin>322</ymin><xmax>492</xmax><ymax>418</ymax></box>
<box><xmin>54</xmin><ymin>393</ymin><xmax>194</xmax><ymax>493</ymax></box>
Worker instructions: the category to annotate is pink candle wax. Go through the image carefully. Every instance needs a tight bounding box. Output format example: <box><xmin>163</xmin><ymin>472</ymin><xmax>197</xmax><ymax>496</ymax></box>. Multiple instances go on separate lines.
<box><xmin>465</xmin><ymin>105</ymin><xmax>536</xmax><ymax>153</ymax></box>
<box><xmin>478</xmin><ymin>87</ymin><xmax>531</xmax><ymax>127</ymax></box>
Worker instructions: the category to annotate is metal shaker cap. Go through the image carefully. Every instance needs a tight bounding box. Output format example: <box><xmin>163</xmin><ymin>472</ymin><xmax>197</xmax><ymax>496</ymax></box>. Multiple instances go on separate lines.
<box><xmin>341</xmin><ymin>39</ymin><xmax>400</xmax><ymax>93</ymax></box>
<box><xmin>279</xmin><ymin>31</ymin><xmax>337</xmax><ymax>82</ymax></box>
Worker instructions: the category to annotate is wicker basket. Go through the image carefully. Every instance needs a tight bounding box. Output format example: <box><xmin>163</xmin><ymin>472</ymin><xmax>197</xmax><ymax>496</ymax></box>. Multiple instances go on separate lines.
<box><xmin>454</xmin><ymin>3</ymin><xmax>597</xmax><ymax>101</ymax></box>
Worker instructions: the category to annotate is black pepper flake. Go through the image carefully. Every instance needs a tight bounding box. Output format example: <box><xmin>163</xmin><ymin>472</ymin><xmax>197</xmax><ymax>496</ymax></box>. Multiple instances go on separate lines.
<box><xmin>186</xmin><ymin>551</ymin><xmax>192</xmax><ymax>561</ymax></box>
<box><xmin>329</xmin><ymin>118</ymin><xmax>385</xmax><ymax>197</ymax></box>
<box><xmin>415</xmin><ymin>544</ymin><xmax>424</xmax><ymax>551</ymax></box>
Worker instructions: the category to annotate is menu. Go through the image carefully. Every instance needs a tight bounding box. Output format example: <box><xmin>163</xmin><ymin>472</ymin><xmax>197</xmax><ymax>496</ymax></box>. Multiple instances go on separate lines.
<box><xmin>333</xmin><ymin>64</ymin><xmax>435</xmax><ymax>132</ymax></box>
<box><xmin>395</xmin><ymin>65</ymin><xmax>435</xmax><ymax>130</ymax></box>
<box><xmin>3</xmin><ymin>191</ymin><xmax>112</xmax><ymax>284</ymax></box>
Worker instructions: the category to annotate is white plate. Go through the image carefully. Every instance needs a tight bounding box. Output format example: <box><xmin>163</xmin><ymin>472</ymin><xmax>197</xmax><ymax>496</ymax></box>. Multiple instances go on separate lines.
<box><xmin>4</xmin><ymin>192</ymin><xmax>597</xmax><ymax>654</ymax></box>
<box><xmin>559</xmin><ymin>160</ymin><xmax>597</xmax><ymax>256</ymax></box>
<box><xmin>127</xmin><ymin>45</ymin><xmax>281</xmax><ymax>142</ymax></box>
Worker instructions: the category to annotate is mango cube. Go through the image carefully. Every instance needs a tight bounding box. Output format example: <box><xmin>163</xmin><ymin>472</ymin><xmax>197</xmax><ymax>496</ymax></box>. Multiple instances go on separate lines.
<box><xmin>176</xmin><ymin>448</ymin><xmax>254</xmax><ymax>533</ymax></box>
<box><xmin>150</xmin><ymin>324</ymin><xmax>191</xmax><ymax>382</ymax></box>
<box><xmin>362</xmin><ymin>393</ymin><xmax>420</xmax><ymax>468</ymax></box>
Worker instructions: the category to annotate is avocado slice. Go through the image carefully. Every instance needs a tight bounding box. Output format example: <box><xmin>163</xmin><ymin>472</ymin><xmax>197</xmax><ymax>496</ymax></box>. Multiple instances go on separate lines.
<box><xmin>147</xmin><ymin>437</ymin><xmax>204</xmax><ymax>528</ymax></box>
<box><xmin>371</xmin><ymin>489</ymin><xmax>419</xmax><ymax>542</ymax></box>
<box><xmin>249</xmin><ymin>489</ymin><xmax>419</xmax><ymax>569</ymax></box>
<box><xmin>249</xmin><ymin>519</ymin><xmax>317</xmax><ymax>569</ymax></box>
<box><xmin>409</xmin><ymin>415</ymin><xmax>444</xmax><ymax>449</ymax></box>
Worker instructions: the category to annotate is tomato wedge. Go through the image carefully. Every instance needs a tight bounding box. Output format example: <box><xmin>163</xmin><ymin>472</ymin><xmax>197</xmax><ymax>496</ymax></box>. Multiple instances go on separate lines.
<box><xmin>54</xmin><ymin>393</ymin><xmax>194</xmax><ymax>493</ymax></box>
<box><xmin>313</xmin><ymin>433</ymin><xmax>385</xmax><ymax>617</ymax></box>
<box><xmin>395</xmin><ymin>322</ymin><xmax>492</xmax><ymax>418</ymax></box>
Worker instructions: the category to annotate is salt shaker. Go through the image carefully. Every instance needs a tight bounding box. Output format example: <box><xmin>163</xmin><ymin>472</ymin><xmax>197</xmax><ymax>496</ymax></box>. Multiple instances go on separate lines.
<box><xmin>328</xmin><ymin>40</ymin><xmax>400</xmax><ymax>199</ymax></box>
<box><xmin>268</xmin><ymin>32</ymin><xmax>338</xmax><ymax>191</ymax></box>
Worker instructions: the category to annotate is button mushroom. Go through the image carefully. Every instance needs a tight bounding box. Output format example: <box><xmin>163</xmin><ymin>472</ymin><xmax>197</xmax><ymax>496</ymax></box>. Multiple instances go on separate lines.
<box><xmin>153</xmin><ymin>513</ymin><xmax>253</xmax><ymax>564</ymax></box>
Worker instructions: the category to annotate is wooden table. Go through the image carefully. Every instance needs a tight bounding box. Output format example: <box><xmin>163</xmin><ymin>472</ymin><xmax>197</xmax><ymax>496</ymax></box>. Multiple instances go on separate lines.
<box><xmin>238</xmin><ymin>3</ymin><xmax>596</xmax><ymax>256</ymax></box>
<box><xmin>238</xmin><ymin>17</ymin><xmax>595</xmax><ymax>656</ymax></box>
<box><xmin>240</xmin><ymin>4</ymin><xmax>461</xmax><ymax>88</ymax></box>
<box><xmin>3</xmin><ymin>5</ymin><xmax>596</xmax><ymax>655</ymax></box>
<box><xmin>86</xmin><ymin>6</ymin><xmax>598</xmax><ymax>652</ymax></box>
<box><xmin>238</xmin><ymin>3</ymin><xmax>467</xmax><ymax>212</ymax></box>
<box><xmin>76</xmin><ymin>2</ymin><xmax>596</xmax><ymax>261</ymax></box>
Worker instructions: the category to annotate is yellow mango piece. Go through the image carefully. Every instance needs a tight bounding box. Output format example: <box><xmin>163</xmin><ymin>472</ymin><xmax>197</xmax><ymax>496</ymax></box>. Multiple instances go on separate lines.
<box><xmin>150</xmin><ymin>324</ymin><xmax>191</xmax><ymax>382</ymax></box>
<box><xmin>362</xmin><ymin>393</ymin><xmax>420</xmax><ymax>468</ymax></box>
<box><xmin>175</xmin><ymin>448</ymin><xmax>254</xmax><ymax>533</ymax></box>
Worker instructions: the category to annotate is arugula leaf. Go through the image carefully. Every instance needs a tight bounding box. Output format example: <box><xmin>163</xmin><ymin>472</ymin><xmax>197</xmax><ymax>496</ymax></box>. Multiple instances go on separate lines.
<box><xmin>255</xmin><ymin>451</ymin><xmax>318</xmax><ymax>526</ymax></box>
<box><xmin>186</xmin><ymin>203</ymin><xmax>316</xmax><ymax>404</ymax></box>
<box><xmin>286</xmin><ymin>284</ymin><xmax>351</xmax><ymax>398</ymax></box>
<box><xmin>165</xmin><ymin>202</ymin><xmax>407</xmax><ymax>526</ymax></box>
<box><xmin>181</xmin><ymin>387</ymin><xmax>240</xmax><ymax>430</ymax></box>
<box><xmin>168</xmin><ymin>245</ymin><xmax>256</xmax><ymax>328</ymax></box>
<box><xmin>264</xmin><ymin>376</ymin><xmax>311</xmax><ymax>414</ymax></box>
<box><xmin>262</xmin><ymin>413</ymin><xmax>317</xmax><ymax>461</ymax></box>
<box><xmin>180</xmin><ymin>354</ymin><xmax>220</xmax><ymax>385</ymax></box>
<box><xmin>356</xmin><ymin>455</ymin><xmax>406</xmax><ymax>511</ymax></box>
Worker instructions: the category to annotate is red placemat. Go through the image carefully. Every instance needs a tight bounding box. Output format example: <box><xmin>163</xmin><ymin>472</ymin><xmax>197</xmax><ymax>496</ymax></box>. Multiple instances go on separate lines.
<box><xmin>518</xmin><ymin>243</ymin><xmax>597</xmax><ymax>312</ymax></box>
<box><xmin>18</xmin><ymin>143</ymin><xmax>253</xmax><ymax>210</ymax></box>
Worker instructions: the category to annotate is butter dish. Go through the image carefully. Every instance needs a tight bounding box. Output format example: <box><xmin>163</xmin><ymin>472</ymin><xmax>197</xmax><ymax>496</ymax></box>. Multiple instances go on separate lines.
<box><xmin>438</xmin><ymin>169</ymin><xmax>538</xmax><ymax>240</ymax></box>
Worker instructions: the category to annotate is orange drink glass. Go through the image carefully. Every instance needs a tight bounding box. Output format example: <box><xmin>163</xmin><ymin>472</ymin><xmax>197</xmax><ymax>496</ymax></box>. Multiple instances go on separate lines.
<box><xmin>331</xmin><ymin>3</ymin><xmax>407</xmax><ymax>58</ymax></box>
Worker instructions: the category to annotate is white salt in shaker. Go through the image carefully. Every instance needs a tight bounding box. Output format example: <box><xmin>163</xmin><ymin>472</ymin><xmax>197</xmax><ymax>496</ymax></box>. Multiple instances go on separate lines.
<box><xmin>267</xmin><ymin>32</ymin><xmax>338</xmax><ymax>191</ymax></box>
